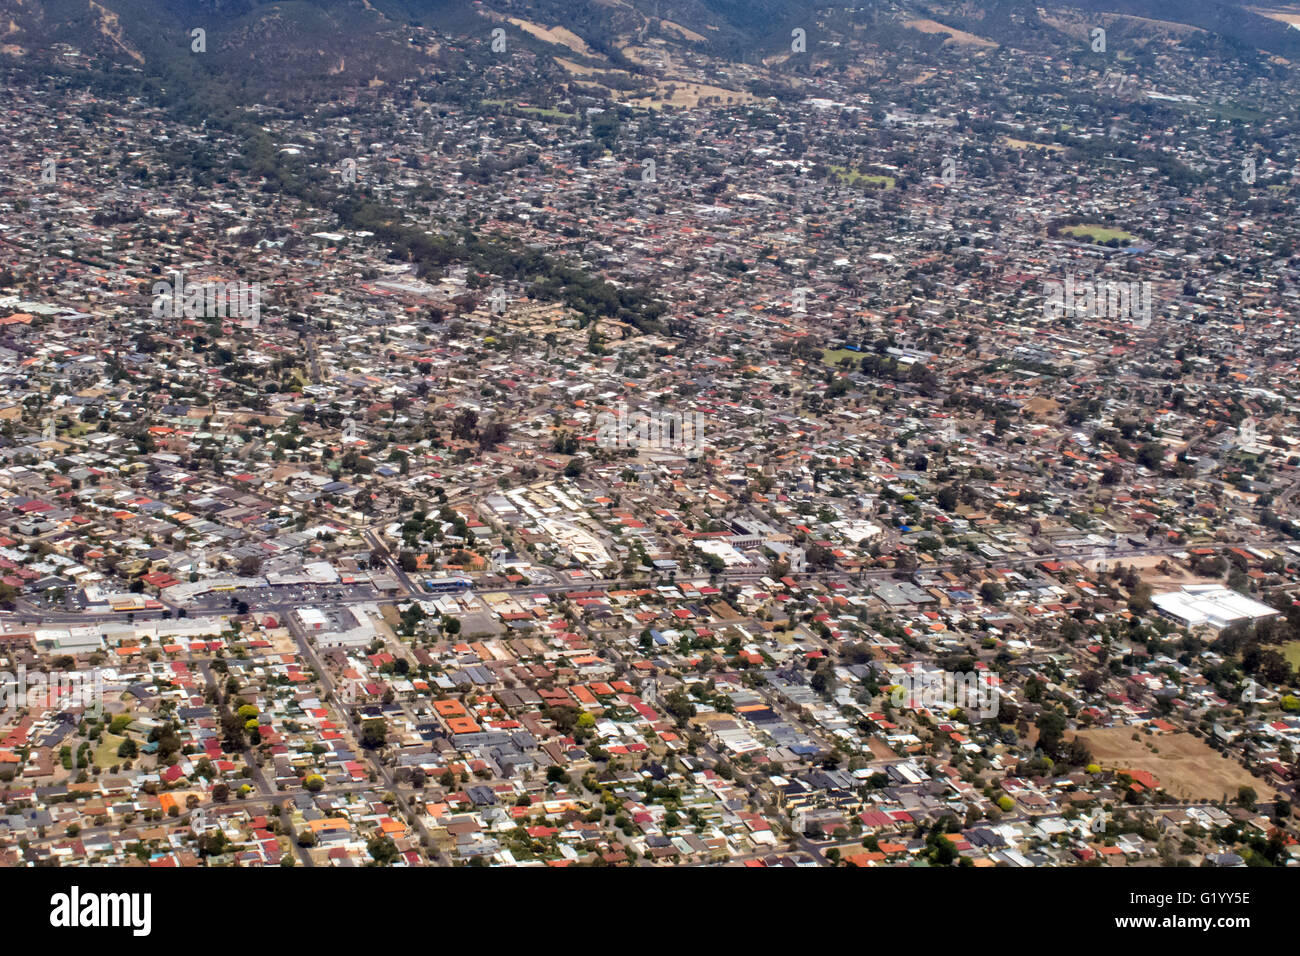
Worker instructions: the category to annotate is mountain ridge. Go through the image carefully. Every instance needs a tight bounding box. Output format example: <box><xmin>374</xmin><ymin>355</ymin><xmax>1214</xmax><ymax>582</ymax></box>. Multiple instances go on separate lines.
<box><xmin>4</xmin><ymin>0</ymin><xmax>1300</xmax><ymax>96</ymax></box>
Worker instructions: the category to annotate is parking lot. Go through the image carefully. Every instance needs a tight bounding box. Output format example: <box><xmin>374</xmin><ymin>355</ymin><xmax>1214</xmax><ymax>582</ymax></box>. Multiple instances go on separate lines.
<box><xmin>187</xmin><ymin>581</ymin><xmax>381</xmax><ymax>612</ymax></box>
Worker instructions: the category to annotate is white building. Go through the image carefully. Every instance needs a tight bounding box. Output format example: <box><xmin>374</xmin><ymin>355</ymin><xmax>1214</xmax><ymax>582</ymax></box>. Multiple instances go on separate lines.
<box><xmin>1151</xmin><ymin>585</ymin><xmax>1279</xmax><ymax>631</ymax></box>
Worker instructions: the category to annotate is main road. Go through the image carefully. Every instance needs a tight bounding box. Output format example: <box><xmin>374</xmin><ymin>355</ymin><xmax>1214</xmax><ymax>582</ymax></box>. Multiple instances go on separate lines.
<box><xmin>2</xmin><ymin>537</ymin><xmax>1294</xmax><ymax>631</ymax></box>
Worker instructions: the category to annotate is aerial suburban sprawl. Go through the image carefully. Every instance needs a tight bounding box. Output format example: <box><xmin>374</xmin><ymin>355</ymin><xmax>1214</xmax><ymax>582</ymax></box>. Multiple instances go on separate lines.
<box><xmin>0</xmin><ymin>0</ymin><xmax>1299</xmax><ymax>869</ymax></box>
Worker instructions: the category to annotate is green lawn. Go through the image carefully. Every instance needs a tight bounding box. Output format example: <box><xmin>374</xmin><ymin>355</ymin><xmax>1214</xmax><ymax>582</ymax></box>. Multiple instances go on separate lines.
<box><xmin>481</xmin><ymin>99</ymin><xmax>573</xmax><ymax>121</ymax></box>
<box><xmin>829</xmin><ymin>165</ymin><xmax>895</xmax><ymax>189</ymax></box>
<box><xmin>822</xmin><ymin>348</ymin><xmax>862</xmax><ymax>367</ymax></box>
<box><xmin>1064</xmin><ymin>224</ymin><xmax>1136</xmax><ymax>244</ymax></box>
<box><xmin>94</xmin><ymin>733</ymin><xmax>126</xmax><ymax>769</ymax></box>
<box><xmin>1283</xmin><ymin>641</ymin><xmax>1300</xmax><ymax>671</ymax></box>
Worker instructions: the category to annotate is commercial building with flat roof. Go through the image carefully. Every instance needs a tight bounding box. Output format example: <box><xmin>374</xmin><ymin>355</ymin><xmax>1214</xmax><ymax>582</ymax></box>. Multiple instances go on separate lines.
<box><xmin>1150</xmin><ymin>586</ymin><xmax>1280</xmax><ymax>631</ymax></box>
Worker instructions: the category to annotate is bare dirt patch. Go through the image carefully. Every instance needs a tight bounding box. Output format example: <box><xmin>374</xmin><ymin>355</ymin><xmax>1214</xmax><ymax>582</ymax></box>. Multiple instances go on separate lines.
<box><xmin>867</xmin><ymin>737</ymin><xmax>898</xmax><ymax>761</ymax></box>
<box><xmin>1074</xmin><ymin>727</ymin><xmax>1276</xmax><ymax>802</ymax></box>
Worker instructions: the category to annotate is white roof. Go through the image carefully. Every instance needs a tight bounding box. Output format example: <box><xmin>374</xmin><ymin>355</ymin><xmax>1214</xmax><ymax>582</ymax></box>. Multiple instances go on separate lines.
<box><xmin>1151</xmin><ymin>586</ymin><xmax>1279</xmax><ymax>629</ymax></box>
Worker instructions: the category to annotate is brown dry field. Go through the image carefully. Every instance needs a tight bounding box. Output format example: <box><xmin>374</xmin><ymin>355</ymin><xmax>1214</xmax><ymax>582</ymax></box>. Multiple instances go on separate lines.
<box><xmin>554</xmin><ymin>56</ymin><xmax>608</xmax><ymax>76</ymax></box>
<box><xmin>506</xmin><ymin>18</ymin><xmax>597</xmax><ymax>57</ymax></box>
<box><xmin>1246</xmin><ymin>7</ymin><xmax>1300</xmax><ymax>27</ymax></box>
<box><xmin>1040</xmin><ymin>11</ymin><xmax>1203</xmax><ymax>39</ymax></box>
<box><xmin>1134</xmin><ymin>557</ymin><xmax>1211</xmax><ymax>588</ymax></box>
<box><xmin>1003</xmin><ymin>137</ymin><xmax>1067</xmax><ymax>152</ymax></box>
<box><xmin>659</xmin><ymin>19</ymin><xmax>706</xmax><ymax>43</ymax></box>
<box><xmin>1074</xmin><ymin>727</ymin><xmax>1276</xmax><ymax>802</ymax></box>
<box><xmin>1082</xmin><ymin>552</ymin><xmax>1212</xmax><ymax>588</ymax></box>
<box><xmin>866</xmin><ymin>738</ymin><xmax>898</xmax><ymax>761</ymax></box>
<box><xmin>624</xmin><ymin>82</ymin><xmax>754</xmax><ymax>109</ymax></box>
<box><xmin>903</xmin><ymin>18</ymin><xmax>998</xmax><ymax>47</ymax></box>
<box><xmin>556</xmin><ymin>55</ymin><xmax>751</xmax><ymax>108</ymax></box>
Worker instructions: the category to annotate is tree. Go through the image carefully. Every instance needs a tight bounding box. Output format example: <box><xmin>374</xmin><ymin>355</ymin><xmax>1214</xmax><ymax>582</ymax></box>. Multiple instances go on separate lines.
<box><xmin>367</xmin><ymin>835</ymin><xmax>399</xmax><ymax>865</ymax></box>
<box><xmin>811</xmin><ymin>661</ymin><xmax>836</xmax><ymax>697</ymax></box>
<box><xmin>451</xmin><ymin>409</ymin><xmax>479</xmax><ymax>441</ymax></box>
<box><xmin>1036</xmin><ymin>710</ymin><xmax>1067</xmax><ymax>757</ymax></box>
<box><xmin>220</xmin><ymin>709</ymin><xmax>246</xmax><ymax>750</ymax></box>
<box><xmin>198</xmin><ymin>830</ymin><xmax>228</xmax><ymax>858</ymax></box>
<box><xmin>806</xmin><ymin>542</ymin><xmax>836</xmax><ymax>569</ymax></box>
<box><xmin>927</xmin><ymin>828</ymin><xmax>957</xmax><ymax>865</ymax></box>
<box><xmin>479</xmin><ymin>420</ymin><xmax>509</xmax><ymax>449</ymax></box>
<box><xmin>662</xmin><ymin>689</ymin><xmax>696</xmax><ymax>721</ymax></box>
<box><xmin>1136</xmin><ymin>443</ymin><xmax>1164</xmax><ymax>470</ymax></box>
<box><xmin>1062</xmin><ymin>737</ymin><xmax>1092</xmax><ymax>767</ymax></box>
